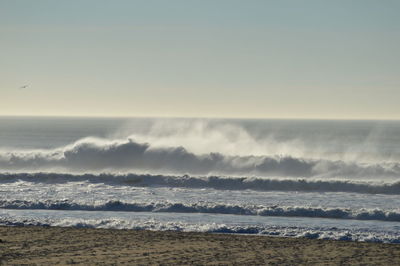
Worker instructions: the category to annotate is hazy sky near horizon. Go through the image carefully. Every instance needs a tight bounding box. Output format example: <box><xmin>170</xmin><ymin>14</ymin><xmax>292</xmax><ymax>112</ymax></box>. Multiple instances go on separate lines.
<box><xmin>1</xmin><ymin>0</ymin><xmax>399</xmax><ymax>119</ymax></box>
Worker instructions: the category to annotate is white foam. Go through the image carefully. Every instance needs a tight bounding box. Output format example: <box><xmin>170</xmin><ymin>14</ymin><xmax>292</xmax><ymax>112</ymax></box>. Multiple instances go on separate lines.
<box><xmin>1</xmin><ymin>209</ymin><xmax>399</xmax><ymax>243</ymax></box>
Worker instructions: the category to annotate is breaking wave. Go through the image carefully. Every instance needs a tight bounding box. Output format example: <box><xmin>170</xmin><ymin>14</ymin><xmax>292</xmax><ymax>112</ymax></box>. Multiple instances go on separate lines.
<box><xmin>0</xmin><ymin>137</ymin><xmax>400</xmax><ymax>179</ymax></box>
<box><xmin>0</xmin><ymin>172</ymin><xmax>399</xmax><ymax>195</ymax></box>
<box><xmin>1</xmin><ymin>199</ymin><xmax>400</xmax><ymax>222</ymax></box>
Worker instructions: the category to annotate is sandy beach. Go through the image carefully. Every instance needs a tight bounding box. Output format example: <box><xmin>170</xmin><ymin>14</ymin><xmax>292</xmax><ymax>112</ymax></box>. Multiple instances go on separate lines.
<box><xmin>0</xmin><ymin>226</ymin><xmax>399</xmax><ymax>265</ymax></box>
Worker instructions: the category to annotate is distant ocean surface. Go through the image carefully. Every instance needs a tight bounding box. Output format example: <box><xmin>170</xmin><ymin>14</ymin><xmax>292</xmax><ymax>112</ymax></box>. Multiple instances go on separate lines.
<box><xmin>1</xmin><ymin>117</ymin><xmax>400</xmax><ymax>243</ymax></box>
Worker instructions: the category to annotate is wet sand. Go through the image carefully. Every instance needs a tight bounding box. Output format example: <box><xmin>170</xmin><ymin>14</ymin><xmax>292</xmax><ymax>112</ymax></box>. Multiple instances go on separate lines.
<box><xmin>1</xmin><ymin>226</ymin><xmax>399</xmax><ymax>265</ymax></box>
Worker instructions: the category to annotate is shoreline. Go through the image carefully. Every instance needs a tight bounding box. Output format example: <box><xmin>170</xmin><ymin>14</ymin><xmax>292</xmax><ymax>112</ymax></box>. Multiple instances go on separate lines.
<box><xmin>1</xmin><ymin>226</ymin><xmax>399</xmax><ymax>265</ymax></box>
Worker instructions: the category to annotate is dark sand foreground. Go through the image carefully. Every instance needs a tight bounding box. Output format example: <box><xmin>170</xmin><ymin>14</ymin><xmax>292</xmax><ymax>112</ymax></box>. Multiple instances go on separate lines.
<box><xmin>1</xmin><ymin>226</ymin><xmax>399</xmax><ymax>265</ymax></box>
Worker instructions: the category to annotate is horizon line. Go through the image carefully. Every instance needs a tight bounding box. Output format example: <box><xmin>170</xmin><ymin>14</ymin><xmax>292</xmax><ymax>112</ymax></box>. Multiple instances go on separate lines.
<box><xmin>0</xmin><ymin>114</ymin><xmax>399</xmax><ymax>122</ymax></box>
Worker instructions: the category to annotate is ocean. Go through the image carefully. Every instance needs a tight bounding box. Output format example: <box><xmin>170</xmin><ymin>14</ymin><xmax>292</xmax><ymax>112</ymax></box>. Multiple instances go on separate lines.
<box><xmin>1</xmin><ymin>116</ymin><xmax>399</xmax><ymax>243</ymax></box>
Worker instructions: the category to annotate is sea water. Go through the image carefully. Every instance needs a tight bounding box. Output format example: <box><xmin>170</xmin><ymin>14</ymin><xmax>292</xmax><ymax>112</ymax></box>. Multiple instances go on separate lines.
<box><xmin>0</xmin><ymin>117</ymin><xmax>399</xmax><ymax>243</ymax></box>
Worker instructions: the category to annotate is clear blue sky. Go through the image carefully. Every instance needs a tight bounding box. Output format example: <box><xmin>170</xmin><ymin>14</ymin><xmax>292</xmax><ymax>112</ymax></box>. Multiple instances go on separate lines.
<box><xmin>1</xmin><ymin>0</ymin><xmax>399</xmax><ymax>119</ymax></box>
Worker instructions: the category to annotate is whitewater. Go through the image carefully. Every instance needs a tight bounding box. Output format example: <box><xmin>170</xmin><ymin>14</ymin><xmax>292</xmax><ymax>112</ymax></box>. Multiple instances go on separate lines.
<box><xmin>1</xmin><ymin>117</ymin><xmax>400</xmax><ymax>243</ymax></box>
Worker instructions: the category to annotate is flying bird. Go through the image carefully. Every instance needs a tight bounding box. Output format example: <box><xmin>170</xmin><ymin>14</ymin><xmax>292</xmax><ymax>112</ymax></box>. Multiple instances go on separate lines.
<box><xmin>19</xmin><ymin>85</ymin><xmax>29</xmax><ymax>89</ymax></box>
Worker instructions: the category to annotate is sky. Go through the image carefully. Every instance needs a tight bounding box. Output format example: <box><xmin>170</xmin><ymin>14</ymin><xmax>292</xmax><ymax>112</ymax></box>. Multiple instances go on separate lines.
<box><xmin>1</xmin><ymin>0</ymin><xmax>399</xmax><ymax>119</ymax></box>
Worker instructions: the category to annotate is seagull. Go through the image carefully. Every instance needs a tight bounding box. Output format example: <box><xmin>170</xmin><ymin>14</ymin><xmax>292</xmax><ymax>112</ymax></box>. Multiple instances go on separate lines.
<box><xmin>19</xmin><ymin>85</ymin><xmax>28</xmax><ymax>89</ymax></box>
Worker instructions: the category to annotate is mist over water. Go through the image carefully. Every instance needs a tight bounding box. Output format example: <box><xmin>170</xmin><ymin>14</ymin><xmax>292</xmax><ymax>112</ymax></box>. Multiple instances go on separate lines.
<box><xmin>1</xmin><ymin>117</ymin><xmax>400</xmax><ymax>242</ymax></box>
<box><xmin>2</xmin><ymin>117</ymin><xmax>400</xmax><ymax>160</ymax></box>
<box><xmin>114</xmin><ymin>118</ymin><xmax>400</xmax><ymax>162</ymax></box>
<box><xmin>1</xmin><ymin>117</ymin><xmax>400</xmax><ymax>179</ymax></box>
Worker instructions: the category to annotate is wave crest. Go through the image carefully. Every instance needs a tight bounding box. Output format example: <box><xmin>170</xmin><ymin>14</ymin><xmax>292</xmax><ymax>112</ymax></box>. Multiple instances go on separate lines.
<box><xmin>1</xmin><ymin>138</ymin><xmax>400</xmax><ymax>178</ymax></box>
<box><xmin>1</xmin><ymin>172</ymin><xmax>399</xmax><ymax>195</ymax></box>
<box><xmin>1</xmin><ymin>199</ymin><xmax>400</xmax><ymax>222</ymax></box>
